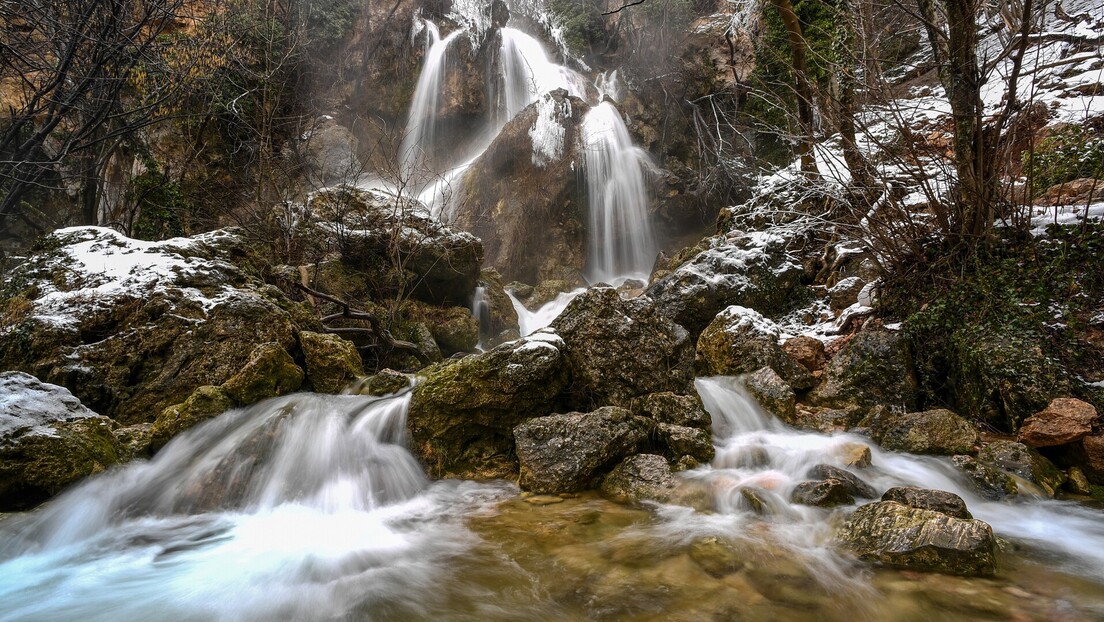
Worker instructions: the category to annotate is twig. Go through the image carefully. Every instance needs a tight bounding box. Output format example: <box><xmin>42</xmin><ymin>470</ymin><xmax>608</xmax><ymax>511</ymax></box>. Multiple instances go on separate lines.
<box><xmin>295</xmin><ymin>283</ymin><xmax>431</xmax><ymax>364</ymax></box>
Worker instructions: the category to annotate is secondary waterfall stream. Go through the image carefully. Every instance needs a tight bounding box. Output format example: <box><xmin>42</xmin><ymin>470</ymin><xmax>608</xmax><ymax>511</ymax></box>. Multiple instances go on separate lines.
<box><xmin>4</xmin><ymin>379</ymin><xmax>1104</xmax><ymax>620</ymax></box>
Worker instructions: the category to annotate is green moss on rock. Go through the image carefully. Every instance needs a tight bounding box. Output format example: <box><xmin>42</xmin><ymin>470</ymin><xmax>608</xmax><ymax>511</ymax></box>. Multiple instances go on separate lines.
<box><xmin>222</xmin><ymin>342</ymin><xmax>304</xmax><ymax>405</ymax></box>
<box><xmin>150</xmin><ymin>385</ymin><xmax>234</xmax><ymax>450</ymax></box>
<box><xmin>299</xmin><ymin>331</ymin><xmax>364</xmax><ymax>394</ymax></box>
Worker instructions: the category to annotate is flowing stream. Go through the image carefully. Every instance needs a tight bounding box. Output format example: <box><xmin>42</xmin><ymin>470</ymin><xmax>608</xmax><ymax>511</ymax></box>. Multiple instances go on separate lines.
<box><xmin>3</xmin><ymin>379</ymin><xmax>1104</xmax><ymax>620</ymax></box>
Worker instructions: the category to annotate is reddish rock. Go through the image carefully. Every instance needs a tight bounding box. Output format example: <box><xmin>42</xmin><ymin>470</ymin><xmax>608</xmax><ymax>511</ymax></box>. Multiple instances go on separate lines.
<box><xmin>782</xmin><ymin>335</ymin><xmax>827</xmax><ymax>373</ymax></box>
<box><xmin>1017</xmin><ymin>398</ymin><xmax>1098</xmax><ymax>448</ymax></box>
<box><xmin>1081</xmin><ymin>435</ymin><xmax>1104</xmax><ymax>482</ymax></box>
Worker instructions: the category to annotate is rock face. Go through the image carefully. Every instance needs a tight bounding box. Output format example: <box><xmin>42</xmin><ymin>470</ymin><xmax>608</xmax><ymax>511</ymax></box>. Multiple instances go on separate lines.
<box><xmin>810</xmin><ymin>329</ymin><xmax>918</xmax><ymax>412</ymax></box>
<box><xmin>646</xmin><ymin>234</ymin><xmax>805</xmax><ymax>338</ymax></box>
<box><xmin>550</xmin><ymin>287</ymin><xmax>694</xmax><ymax>410</ymax></box>
<box><xmin>299</xmin><ymin>331</ymin><xmax>365</xmax><ymax>394</ymax></box>
<box><xmin>600</xmin><ymin>453</ymin><xmax>678</xmax><ymax>504</ymax></box>
<box><xmin>838</xmin><ymin>500</ymin><xmax>996</xmax><ymax>577</ymax></box>
<box><xmin>453</xmin><ymin>91</ymin><xmax>588</xmax><ymax>285</ymax></box>
<box><xmin>870</xmin><ymin>408</ymin><xmax>980</xmax><ymax>455</ymax></box>
<box><xmin>1017</xmin><ymin>398</ymin><xmax>1098</xmax><ymax>448</ymax></box>
<box><xmin>302</xmin><ymin>116</ymin><xmax>361</xmax><ymax>185</ymax></box>
<box><xmin>0</xmin><ymin>372</ymin><xmax>122</xmax><ymax>509</ymax></box>
<box><xmin>782</xmin><ymin>335</ymin><xmax>826</xmax><ymax>373</ymax></box>
<box><xmin>0</xmin><ymin>227</ymin><xmax>308</xmax><ymax>425</ymax></box>
<box><xmin>305</xmin><ymin>187</ymin><xmax>483</xmax><ymax>306</ymax></box>
<box><xmin>408</xmin><ymin>331</ymin><xmax>570</xmax><ymax>478</ymax></box>
<box><xmin>514</xmin><ymin>406</ymin><xmax>650</xmax><ymax>493</ymax></box>
<box><xmin>695</xmin><ymin>306</ymin><xmax>813</xmax><ymax>389</ymax></box>
<box><xmin>881</xmin><ymin>487</ymin><xmax>972</xmax><ymax>520</ymax></box>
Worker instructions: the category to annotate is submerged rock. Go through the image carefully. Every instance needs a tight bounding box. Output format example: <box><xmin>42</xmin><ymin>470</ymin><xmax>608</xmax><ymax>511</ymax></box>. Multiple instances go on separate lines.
<box><xmin>809</xmin><ymin>329</ymin><xmax>918</xmax><ymax>412</ymax></box>
<box><xmin>600</xmin><ymin>454</ymin><xmax>677</xmax><ymax>505</ymax></box>
<box><xmin>1017</xmin><ymin>398</ymin><xmax>1098</xmax><ymax>448</ymax></box>
<box><xmin>695</xmin><ymin>306</ymin><xmax>813</xmax><ymax>389</ymax></box>
<box><xmin>870</xmin><ymin>408</ymin><xmax>979</xmax><ymax>456</ymax></box>
<box><xmin>300</xmin><ymin>331</ymin><xmax>364</xmax><ymax>394</ymax></box>
<box><xmin>514</xmin><ymin>406</ymin><xmax>649</xmax><ymax>493</ymax></box>
<box><xmin>806</xmin><ymin>464</ymin><xmax>877</xmax><ymax>499</ymax></box>
<box><xmin>880</xmin><ymin>487</ymin><xmax>972</xmax><ymax>520</ymax></box>
<box><xmin>409</xmin><ymin>331</ymin><xmax>569</xmax><ymax>478</ymax></box>
<box><xmin>951</xmin><ymin>455</ymin><xmax>1019</xmax><ymax>499</ymax></box>
<box><xmin>838</xmin><ymin>500</ymin><xmax>996</xmax><ymax>577</ymax></box>
<box><xmin>688</xmin><ymin>536</ymin><xmax>747</xmax><ymax>577</ymax></box>
<box><xmin>551</xmin><ymin>287</ymin><xmax>694</xmax><ymax>409</ymax></box>
<box><xmin>0</xmin><ymin>372</ymin><xmax>122</xmax><ymax>509</ymax></box>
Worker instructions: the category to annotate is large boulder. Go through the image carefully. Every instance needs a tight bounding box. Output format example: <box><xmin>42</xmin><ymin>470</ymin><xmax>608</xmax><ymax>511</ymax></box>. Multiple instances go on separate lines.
<box><xmin>0</xmin><ymin>227</ymin><xmax>308</xmax><ymax>424</ymax></box>
<box><xmin>695</xmin><ymin>306</ymin><xmax>813</xmax><ymax>389</ymax></box>
<box><xmin>299</xmin><ymin>331</ymin><xmax>365</xmax><ymax>394</ymax></box>
<box><xmin>880</xmin><ymin>487</ymin><xmax>972</xmax><ymax>520</ymax></box>
<box><xmin>149</xmin><ymin>385</ymin><xmax>234</xmax><ymax>451</ymax></box>
<box><xmin>951</xmin><ymin>455</ymin><xmax>1019</xmax><ymax>499</ymax></box>
<box><xmin>870</xmin><ymin>408</ymin><xmax>980</xmax><ymax>456</ymax></box>
<box><xmin>514</xmin><ymin>406</ymin><xmax>650</xmax><ymax>493</ymax></box>
<box><xmin>304</xmin><ymin>187</ymin><xmax>483</xmax><ymax>306</ymax></box>
<box><xmin>221</xmin><ymin>342</ymin><xmax>305</xmax><ymax>405</ymax></box>
<box><xmin>408</xmin><ymin>330</ymin><xmax>570</xmax><ymax>478</ymax></box>
<box><xmin>600</xmin><ymin>453</ymin><xmax>678</xmax><ymax>504</ymax></box>
<box><xmin>453</xmin><ymin>91</ymin><xmax>589</xmax><ymax>285</ymax></box>
<box><xmin>550</xmin><ymin>287</ymin><xmax>694</xmax><ymax>410</ymax></box>
<box><xmin>399</xmin><ymin>300</ymin><xmax>479</xmax><ymax>355</ymax></box>
<box><xmin>809</xmin><ymin>329</ymin><xmax>918</xmax><ymax>412</ymax></box>
<box><xmin>838</xmin><ymin>500</ymin><xmax>996</xmax><ymax>577</ymax></box>
<box><xmin>646</xmin><ymin>233</ymin><xmax>805</xmax><ymax>337</ymax></box>
<box><xmin>744</xmin><ymin>366</ymin><xmax>796</xmax><ymax>421</ymax></box>
<box><xmin>1017</xmin><ymin>398</ymin><xmax>1098</xmax><ymax>448</ymax></box>
<box><xmin>0</xmin><ymin>372</ymin><xmax>122</xmax><ymax>509</ymax></box>
<box><xmin>977</xmin><ymin>440</ymin><xmax>1065</xmax><ymax>497</ymax></box>
<box><xmin>629</xmin><ymin>392</ymin><xmax>711</xmax><ymax>428</ymax></box>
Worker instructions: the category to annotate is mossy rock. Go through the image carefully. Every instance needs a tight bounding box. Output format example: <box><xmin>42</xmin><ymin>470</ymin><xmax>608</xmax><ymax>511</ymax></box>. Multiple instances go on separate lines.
<box><xmin>870</xmin><ymin>408</ymin><xmax>980</xmax><ymax>456</ymax></box>
<box><xmin>695</xmin><ymin>306</ymin><xmax>813</xmax><ymax>389</ymax></box>
<box><xmin>810</xmin><ymin>329</ymin><xmax>918</xmax><ymax>412</ymax></box>
<box><xmin>399</xmin><ymin>300</ymin><xmax>478</xmax><ymax>355</ymax></box>
<box><xmin>150</xmin><ymin>385</ymin><xmax>234</xmax><ymax>450</ymax></box>
<box><xmin>222</xmin><ymin>342</ymin><xmax>304</xmax><ymax>405</ymax></box>
<box><xmin>977</xmin><ymin>440</ymin><xmax>1066</xmax><ymax>497</ymax></box>
<box><xmin>352</xmin><ymin>369</ymin><xmax>412</xmax><ymax>396</ymax></box>
<box><xmin>299</xmin><ymin>331</ymin><xmax>364</xmax><ymax>394</ymax></box>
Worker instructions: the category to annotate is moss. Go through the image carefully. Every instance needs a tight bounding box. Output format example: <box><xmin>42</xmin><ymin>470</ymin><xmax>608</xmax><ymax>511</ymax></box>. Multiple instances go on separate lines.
<box><xmin>222</xmin><ymin>342</ymin><xmax>304</xmax><ymax>405</ymax></box>
<box><xmin>1023</xmin><ymin>124</ymin><xmax>1104</xmax><ymax>193</ymax></box>
<box><xmin>299</xmin><ymin>330</ymin><xmax>364</xmax><ymax>393</ymax></box>
<box><xmin>150</xmin><ymin>385</ymin><xmax>234</xmax><ymax>450</ymax></box>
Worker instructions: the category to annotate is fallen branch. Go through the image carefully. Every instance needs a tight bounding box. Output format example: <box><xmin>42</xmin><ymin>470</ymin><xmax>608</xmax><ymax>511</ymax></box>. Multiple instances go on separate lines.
<box><xmin>602</xmin><ymin>0</ymin><xmax>646</xmax><ymax>15</ymax></box>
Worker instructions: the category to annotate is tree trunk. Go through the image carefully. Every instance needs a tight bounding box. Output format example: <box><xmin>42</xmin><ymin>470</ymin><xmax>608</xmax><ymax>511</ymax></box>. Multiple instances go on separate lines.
<box><xmin>769</xmin><ymin>0</ymin><xmax>819</xmax><ymax>178</ymax></box>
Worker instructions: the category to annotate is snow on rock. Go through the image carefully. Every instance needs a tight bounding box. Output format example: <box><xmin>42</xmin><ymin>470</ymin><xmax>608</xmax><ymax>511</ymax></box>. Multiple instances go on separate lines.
<box><xmin>529</xmin><ymin>92</ymin><xmax>570</xmax><ymax>167</ymax></box>
<box><xmin>0</xmin><ymin>371</ymin><xmax>101</xmax><ymax>438</ymax></box>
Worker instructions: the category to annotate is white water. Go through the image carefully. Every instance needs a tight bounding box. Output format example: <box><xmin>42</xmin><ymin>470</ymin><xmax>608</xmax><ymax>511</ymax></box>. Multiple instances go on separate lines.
<box><xmin>399</xmin><ymin>22</ymin><xmax>463</xmax><ymax>186</ymax></box>
<box><xmin>581</xmin><ymin>102</ymin><xmax>657</xmax><ymax>284</ymax></box>
<box><xmin>0</xmin><ymin>392</ymin><xmax>514</xmax><ymax>621</ymax></box>
<box><xmin>683</xmin><ymin>377</ymin><xmax>1104</xmax><ymax>582</ymax></box>
<box><xmin>507</xmin><ymin>287</ymin><xmax>584</xmax><ymax>336</ymax></box>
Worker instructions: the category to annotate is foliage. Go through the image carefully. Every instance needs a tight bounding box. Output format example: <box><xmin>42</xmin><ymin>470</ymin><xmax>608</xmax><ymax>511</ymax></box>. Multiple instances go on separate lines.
<box><xmin>1023</xmin><ymin>124</ymin><xmax>1104</xmax><ymax>193</ymax></box>
<box><xmin>129</xmin><ymin>156</ymin><xmax>192</xmax><ymax>241</ymax></box>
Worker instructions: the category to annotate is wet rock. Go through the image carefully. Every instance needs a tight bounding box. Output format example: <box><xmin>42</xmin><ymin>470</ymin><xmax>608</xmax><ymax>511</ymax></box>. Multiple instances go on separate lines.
<box><xmin>524</xmin><ymin>495</ymin><xmax>564</xmax><ymax>506</ymax></box>
<box><xmin>475</xmin><ymin>268</ymin><xmax>520</xmax><ymax>347</ymax></box>
<box><xmin>0</xmin><ymin>227</ymin><xmax>306</xmax><ymax>425</ymax></box>
<box><xmin>1066</xmin><ymin>467</ymin><xmax>1092</xmax><ymax>495</ymax></box>
<box><xmin>782</xmin><ymin>335</ymin><xmax>826</xmax><ymax>373</ymax></box>
<box><xmin>880</xmin><ymin>487</ymin><xmax>972</xmax><ymax>519</ymax></box>
<box><xmin>1078</xmin><ymin>435</ymin><xmax>1104</xmax><ymax>483</ymax></box>
<box><xmin>0</xmin><ymin>372</ymin><xmax>122</xmax><ymax>509</ymax></box>
<box><xmin>695</xmin><ymin>306</ymin><xmax>813</xmax><ymax>389</ymax></box>
<box><xmin>828</xmin><ymin>276</ymin><xmax>865</xmax><ymax>311</ymax></box>
<box><xmin>645</xmin><ymin>235</ymin><xmax>805</xmax><ymax>338</ymax></box>
<box><xmin>302</xmin><ymin>116</ymin><xmax>360</xmax><ymax>185</ymax></box>
<box><xmin>870</xmin><ymin>408</ymin><xmax>979</xmax><ymax>456</ymax></box>
<box><xmin>688</xmin><ymin>537</ymin><xmax>747</xmax><ymax>577</ymax></box>
<box><xmin>299</xmin><ymin>331</ymin><xmax>364</xmax><ymax>394</ymax></box>
<box><xmin>409</xmin><ymin>330</ymin><xmax>569</xmax><ymax>479</ymax></box>
<box><xmin>977</xmin><ymin>440</ymin><xmax>1065</xmax><ymax>497</ymax></box>
<box><xmin>453</xmin><ymin>93</ymin><xmax>588</xmax><ymax>285</ymax></box>
<box><xmin>350</xmin><ymin>369</ymin><xmax>411</xmax><ymax>396</ymax></box>
<box><xmin>514</xmin><ymin>406</ymin><xmax>650</xmax><ymax>493</ymax></box>
<box><xmin>221</xmin><ymin>342</ymin><xmax>304</xmax><ymax>405</ymax></box>
<box><xmin>1017</xmin><ymin>398</ymin><xmax>1098</xmax><ymax>448</ymax></box>
<box><xmin>837</xmin><ymin>442</ymin><xmax>873</xmax><ymax>468</ymax></box>
<box><xmin>629</xmin><ymin>392</ymin><xmax>711</xmax><ymax>428</ymax></box>
<box><xmin>807</xmin><ymin>464</ymin><xmax>877</xmax><ymax>498</ymax></box>
<box><xmin>600</xmin><ymin>454</ymin><xmax>677</xmax><ymax>504</ymax></box>
<box><xmin>789</xmin><ymin>404</ymin><xmax>863</xmax><ymax>433</ymax></box>
<box><xmin>951</xmin><ymin>455</ymin><xmax>1018</xmax><ymax>499</ymax></box>
<box><xmin>150</xmin><ymin>386</ymin><xmax>233</xmax><ymax>450</ymax></box>
<box><xmin>654</xmin><ymin>423</ymin><xmax>714</xmax><ymax>463</ymax></box>
<box><xmin>400</xmin><ymin>300</ymin><xmax>479</xmax><ymax>355</ymax></box>
<box><xmin>791</xmin><ymin>479</ymin><xmax>855</xmax><ymax>507</ymax></box>
<box><xmin>809</xmin><ymin>329</ymin><xmax>918</xmax><ymax>412</ymax></box>
<box><xmin>739</xmin><ymin>487</ymin><xmax>771</xmax><ymax>514</ymax></box>
<box><xmin>838</xmin><ymin>500</ymin><xmax>997</xmax><ymax>577</ymax></box>
<box><xmin>550</xmin><ymin>287</ymin><xmax>694</xmax><ymax>409</ymax></box>
<box><xmin>744</xmin><ymin>367</ymin><xmax>796</xmax><ymax>421</ymax></box>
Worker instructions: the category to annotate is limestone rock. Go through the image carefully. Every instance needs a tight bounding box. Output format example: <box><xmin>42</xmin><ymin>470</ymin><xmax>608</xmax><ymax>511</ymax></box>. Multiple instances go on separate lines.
<box><xmin>351</xmin><ymin>369</ymin><xmax>412</xmax><ymax>396</ymax></box>
<box><xmin>838</xmin><ymin>501</ymin><xmax>996</xmax><ymax>577</ymax></box>
<box><xmin>655</xmin><ymin>423</ymin><xmax>714</xmax><ymax>463</ymax></box>
<box><xmin>514</xmin><ymin>406</ymin><xmax>650</xmax><ymax>493</ymax></box>
<box><xmin>745</xmin><ymin>367</ymin><xmax>796</xmax><ymax>420</ymax></box>
<box><xmin>695</xmin><ymin>306</ymin><xmax>813</xmax><ymax>389</ymax></box>
<box><xmin>790</xmin><ymin>404</ymin><xmax>863</xmax><ymax>433</ymax></box>
<box><xmin>782</xmin><ymin>335</ymin><xmax>826</xmax><ymax>372</ymax></box>
<box><xmin>629</xmin><ymin>392</ymin><xmax>711</xmax><ymax>428</ymax></box>
<box><xmin>791</xmin><ymin>479</ymin><xmax>854</xmax><ymax>507</ymax></box>
<box><xmin>977</xmin><ymin>440</ymin><xmax>1065</xmax><ymax>497</ymax></box>
<box><xmin>881</xmin><ymin>487</ymin><xmax>972</xmax><ymax>519</ymax></box>
<box><xmin>806</xmin><ymin>464</ymin><xmax>877</xmax><ymax>498</ymax></box>
<box><xmin>600</xmin><ymin>454</ymin><xmax>677</xmax><ymax>505</ymax></box>
<box><xmin>221</xmin><ymin>342</ymin><xmax>304</xmax><ymax>405</ymax></box>
<box><xmin>951</xmin><ymin>455</ymin><xmax>1018</xmax><ymax>500</ymax></box>
<box><xmin>1066</xmin><ymin>467</ymin><xmax>1092</xmax><ymax>495</ymax></box>
<box><xmin>0</xmin><ymin>372</ymin><xmax>122</xmax><ymax>509</ymax></box>
<box><xmin>300</xmin><ymin>331</ymin><xmax>364</xmax><ymax>394</ymax></box>
<box><xmin>150</xmin><ymin>385</ymin><xmax>234</xmax><ymax>450</ymax></box>
<box><xmin>551</xmin><ymin>287</ymin><xmax>694</xmax><ymax>409</ymax></box>
<box><xmin>400</xmin><ymin>300</ymin><xmax>479</xmax><ymax>355</ymax></box>
<box><xmin>689</xmin><ymin>537</ymin><xmax>747</xmax><ymax>577</ymax></box>
<box><xmin>1017</xmin><ymin>398</ymin><xmax>1098</xmax><ymax>448</ymax></box>
<box><xmin>809</xmin><ymin>329</ymin><xmax>918</xmax><ymax>412</ymax></box>
<box><xmin>1079</xmin><ymin>435</ymin><xmax>1104</xmax><ymax>483</ymax></box>
<box><xmin>870</xmin><ymin>409</ymin><xmax>979</xmax><ymax>456</ymax></box>
<box><xmin>409</xmin><ymin>330</ymin><xmax>570</xmax><ymax>478</ymax></box>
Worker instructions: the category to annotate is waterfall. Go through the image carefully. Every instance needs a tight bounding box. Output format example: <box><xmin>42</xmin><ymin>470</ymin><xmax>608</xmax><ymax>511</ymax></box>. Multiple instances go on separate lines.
<box><xmin>494</xmin><ymin>28</ymin><xmax>587</xmax><ymax>129</ymax></box>
<box><xmin>399</xmin><ymin>22</ymin><xmax>463</xmax><ymax>185</ymax></box>
<box><xmin>581</xmin><ymin>101</ymin><xmax>657</xmax><ymax>284</ymax></box>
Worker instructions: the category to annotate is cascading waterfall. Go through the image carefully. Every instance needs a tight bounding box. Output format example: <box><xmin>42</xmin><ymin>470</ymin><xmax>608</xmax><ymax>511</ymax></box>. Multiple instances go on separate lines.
<box><xmin>581</xmin><ymin>101</ymin><xmax>657</xmax><ymax>284</ymax></box>
<box><xmin>399</xmin><ymin>22</ymin><xmax>463</xmax><ymax>184</ymax></box>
